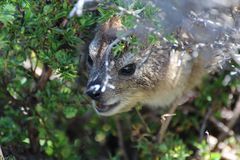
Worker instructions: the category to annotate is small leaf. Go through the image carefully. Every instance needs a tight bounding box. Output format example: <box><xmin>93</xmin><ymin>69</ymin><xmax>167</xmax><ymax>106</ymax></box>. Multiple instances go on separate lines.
<box><xmin>0</xmin><ymin>4</ymin><xmax>16</xmax><ymax>25</ymax></box>
<box><xmin>63</xmin><ymin>107</ymin><xmax>78</xmax><ymax>119</ymax></box>
<box><xmin>23</xmin><ymin>138</ymin><xmax>30</xmax><ymax>144</ymax></box>
<box><xmin>210</xmin><ymin>152</ymin><xmax>221</xmax><ymax>160</ymax></box>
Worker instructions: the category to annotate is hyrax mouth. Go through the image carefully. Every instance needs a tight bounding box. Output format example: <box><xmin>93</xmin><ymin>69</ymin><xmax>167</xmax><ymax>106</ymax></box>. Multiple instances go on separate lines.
<box><xmin>96</xmin><ymin>101</ymin><xmax>120</xmax><ymax>113</ymax></box>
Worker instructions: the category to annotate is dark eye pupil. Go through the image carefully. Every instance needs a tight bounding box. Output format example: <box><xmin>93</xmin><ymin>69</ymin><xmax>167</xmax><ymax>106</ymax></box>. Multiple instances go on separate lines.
<box><xmin>119</xmin><ymin>63</ymin><xmax>136</xmax><ymax>76</ymax></box>
<box><xmin>87</xmin><ymin>55</ymin><xmax>93</xmax><ymax>66</ymax></box>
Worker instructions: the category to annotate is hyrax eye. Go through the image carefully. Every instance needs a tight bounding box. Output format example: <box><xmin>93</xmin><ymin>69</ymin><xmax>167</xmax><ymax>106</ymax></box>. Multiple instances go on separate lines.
<box><xmin>87</xmin><ymin>55</ymin><xmax>93</xmax><ymax>66</ymax></box>
<box><xmin>119</xmin><ymin>63</ymin><xmax>136</xmax><ymax>76</ymax></box>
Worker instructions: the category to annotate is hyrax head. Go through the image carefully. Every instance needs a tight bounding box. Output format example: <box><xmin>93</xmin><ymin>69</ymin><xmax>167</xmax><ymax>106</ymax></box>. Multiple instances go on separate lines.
<box><xmin>86</xmin><ymin>17</ymin><xmax>170</xmax><ymax>116</ymax></box>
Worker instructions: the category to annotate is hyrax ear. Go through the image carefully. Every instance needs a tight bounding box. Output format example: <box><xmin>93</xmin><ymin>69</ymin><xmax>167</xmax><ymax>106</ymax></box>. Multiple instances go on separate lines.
<box><xmin>101</xmin><ymin>16</ymin><xmax>123</xmax><ymax>31</ymax></box>
<box><xmin>99</xmin><ymin>16</ymin><xmax>124</xmax><ymax>39</ymax></box>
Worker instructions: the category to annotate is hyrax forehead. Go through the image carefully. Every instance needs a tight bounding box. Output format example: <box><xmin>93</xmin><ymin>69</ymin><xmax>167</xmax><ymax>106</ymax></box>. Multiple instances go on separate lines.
<box><xmin>89</xmin><ymin>17</ymin><xmax>123</xmax><ymax>58</ymax></box>
<box><xmin>89</xmin><ymin>17</ymin><xmax>148</xmax><ymax>66</ymax></box>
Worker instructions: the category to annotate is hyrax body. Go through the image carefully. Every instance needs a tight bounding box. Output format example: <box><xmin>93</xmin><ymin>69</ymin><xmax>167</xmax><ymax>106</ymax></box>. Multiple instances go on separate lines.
<box><xmin>85</xmin><ymin>16</ymin><xmax>237</xmax><ymax>116</ymax></box>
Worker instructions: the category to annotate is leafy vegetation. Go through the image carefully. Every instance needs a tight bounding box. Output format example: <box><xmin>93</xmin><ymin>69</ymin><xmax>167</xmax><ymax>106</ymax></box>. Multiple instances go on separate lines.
<box><xmin>0</xmin><ymin>0</ymin><xmax>239</xmax><ymax>160</ymax></box>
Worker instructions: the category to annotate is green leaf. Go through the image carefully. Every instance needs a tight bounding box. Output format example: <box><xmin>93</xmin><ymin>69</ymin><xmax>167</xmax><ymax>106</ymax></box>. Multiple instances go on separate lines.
<box><xmin>22</xmin><ymin>138</ymin><xmax>30</xmax><ymax>144</ymax></box>
<box><xmin>45</xmin><ymin>140</ymin><xmax>54</xmax><ymax>156</ymax></box>
<box><xmin>210</xmin><ymin>152</ymin><xmax>221</xmax><ymax>160</ymax></box>
<box><xmin>0</xmin><ymin>4</ymin><xmax>16</xmax><ymax>25</ymax></box>
<box><xmin>63</xmin><ymin>107</ymin><xmax>78</xmax><ymax>119</ymax></box>
<box><xmin>0</xmin><ymin>117</ymin><xmax>20</xmax><ymax>143</ymax></box>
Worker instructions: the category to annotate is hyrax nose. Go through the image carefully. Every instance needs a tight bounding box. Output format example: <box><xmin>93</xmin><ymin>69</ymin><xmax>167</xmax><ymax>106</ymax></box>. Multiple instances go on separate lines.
<box><xmin>86</xmin><ymin>82</ymin><xmax>102</xmax><ymax>101</ymax></box>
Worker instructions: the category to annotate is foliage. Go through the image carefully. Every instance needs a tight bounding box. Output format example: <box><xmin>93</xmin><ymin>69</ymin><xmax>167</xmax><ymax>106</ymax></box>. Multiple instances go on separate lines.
<box><xmin>0</xmin><ymin>0</ymin><xmax>239</xmax><ymax>160</ymax></box>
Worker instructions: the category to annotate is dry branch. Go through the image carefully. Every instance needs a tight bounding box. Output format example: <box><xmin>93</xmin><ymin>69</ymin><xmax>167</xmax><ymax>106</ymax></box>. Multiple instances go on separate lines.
<box><xmin>218</xmin><ymin>96</ymin><xmax>240</xmax><ymax>141</ymax></box>
<box><xmin>199</xmin><ymin>107</ymin><xmax>213</xmax><ymax>141</ymax></box>
<box><xmin>157</xmin><ymin>101</ymin><xmax>178</xmax><ymax>143</ymax></box>
<box><xmin>115</xmin><ymin>116</ymin><xmax>129</xmax><ymax>160</ymax></box>
<box><xmin>0</xmin><ymin>146</ymin><xmax>4</xmax><ymax>160</ymax></box>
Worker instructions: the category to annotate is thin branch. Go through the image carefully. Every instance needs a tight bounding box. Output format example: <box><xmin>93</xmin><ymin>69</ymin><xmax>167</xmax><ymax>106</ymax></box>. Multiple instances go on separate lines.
<box><xmin>218</xmin><ymin>96</ymin><xmax>240</xmax><ymax>141</ymax></box>
<box><xmin>36</xmin><ymin>64</ymin><xmax>52</xmax><ymax>91</ymax></box>
<box><xmin>199</xmin><ymin>107</ymin><xmax>213</xmax><ymax>141</ymax></box>
<box><xmin>28</xmin><ymin>53</ymin><xmax>34</xmax><ymax>73</ymax></box>
<box><xmin>209</xmin><ymin>117</ymin><xmax>234</xmax><ymax>137</ymax></box>
<box><xmin>69</xmin><ymin>0</ymin><xmax>145</xmax><ymax>18</ymax></box>
<box><xmin>226</xmin><ymin>96</ymin><xmax>240</xmax><ymax>129</ymax></box>
<box><xmin>115</xmin><ymin>116</ymin><xmax>129</xmax><ymax>160</ymax></box>
<box><xmin>138</xmin><ymin>45</ymin><xmax>153</xmax><ymax>69</ymax></box>
<box><xmin>0</xmin><ymin>146</ymin><xmax>4</xmax><ymax>160</ymax></box>
<box><xmin>117</xmin><ymin>6</ymin><xmax>145</xmax><ymax>18</ymax></box>
<box><xmin>157</xmin><ymin>101</ymin><xmax>178</xmax><ymax>143</ymax></box>
<box><xmin>69</xmin><ymin>0</ymin><xmax>101</xmax><ymax>18</ymax></box>
<box><xmin>135</xmin><ymin>108</ymin><xmax>151</xmax><ymax>133</ymax></box>
<box><xmin>0</xmin><ymin>50</ymin><xmax>4</xmax><ymax>57</ymax></box>
<box><xmin>33</xmin><ymin>55</ymin><xmax>39</xmax><ymax>74</ymax></box>
<box><xmin>210</xmin><ymin>115</ymin><xmax>236</xmax><ymax>151</ymax></box>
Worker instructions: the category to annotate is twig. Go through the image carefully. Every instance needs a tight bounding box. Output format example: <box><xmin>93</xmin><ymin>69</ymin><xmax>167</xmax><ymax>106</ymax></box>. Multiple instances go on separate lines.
<box><xmin>117</xmin><ymin>6</ymin><xmax>145</xmax><ymax>18</ymax></box>
<box><xmin>218</xmin><ymin>96</ymin><xmax>240</xmax><ymax>141</ymax></box>
<box><xmin>199</xmin><ymin>107</ymin><xmax>213</xmax><ymax>141</ymax></box>
<box><xmin>209</xmin><ymin>117</ymin><xmax>234</xmax><ymax>137</ymax></box>
<box><xmin>138</xmin><ymin>45</ymin><xmax>153</xmax><ymax>69</ymax></box>
<box><xmin>33</xmin><ymin>55</ymin><xmax>39</xmax><ymax>74</ymax></box>
<box><xmin>205</xmin><ymin>131</ymin><xmax>212</xmax><ymax>160</ymax></box>
<box><xmin>0</xmin><ymin>146</ymin><xmax>4</xmax><ymax>160</ymax></box>
<box><xmin>69</xmin><ymin>0</ymin><xmax>101</xmax><ymax>18</ymax></box>
<box><xmin>226</xmin><ymin>96</ymin><xmax>240</xmax><ymax>130</ymax></box>
<box><xmin>210</xmin><ymin>116</ymin><xmax>236</xmax><ymax>151</ymax></box>
<box><xmin>69</xmin><ymin>0</ymin><xmax>145</xmax><ymax>18</ymax></box>
<box><xmin>157</xmin><ymin>101</ymin><xmax>178</xmax><ymax>143</ymax></box>
<box><xmin>135</xmin><ymin>108</ymin><xmax>151</xmax><ymax>133</ymax></box>
<box><xmin>115</xmin><ymin>116</ymin><xmax>129</xmax><ymax>160</ymax></box>
<box><xmin>0</xmin><ymin>50</ymin><xmax>3</xmax><ymax>56</ymax></box>
<box><xmin>36</xmin><ymin>64</ymin><xmax>52</xmax><ymax>91</ymax></box>
<box><xmin>28</xmin><ymin>120</ymin><xmax>40</xmax><ymax>154</ymax></box>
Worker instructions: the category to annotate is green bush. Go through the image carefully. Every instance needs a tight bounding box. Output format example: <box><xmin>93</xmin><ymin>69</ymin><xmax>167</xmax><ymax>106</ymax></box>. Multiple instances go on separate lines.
<box><xmin>0</xmin><ymin>0</ymin><xmax>239</xmax><ymax>160</ymax></box>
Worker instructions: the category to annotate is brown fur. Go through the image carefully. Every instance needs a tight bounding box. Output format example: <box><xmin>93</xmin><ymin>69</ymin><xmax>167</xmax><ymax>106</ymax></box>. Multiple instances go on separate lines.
<box><xmin>86</xmin><ymin>17</ymin><xmax>230</xmax><ymax>116</ymax></box>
